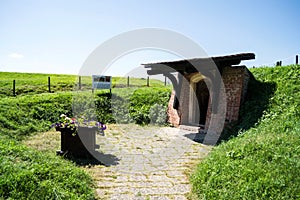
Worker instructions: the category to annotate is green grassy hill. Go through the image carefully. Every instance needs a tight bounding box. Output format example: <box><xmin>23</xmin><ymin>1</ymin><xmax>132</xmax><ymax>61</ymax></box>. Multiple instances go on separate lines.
<box><xmin>191</xmin><ymin>65</ymin><xmax>300</xmax><ymax>199</ymax></box>
<box><xmin>0</xmin><ymin>72</ymin><xmax>166</xmax><ymax>96</ymax></box>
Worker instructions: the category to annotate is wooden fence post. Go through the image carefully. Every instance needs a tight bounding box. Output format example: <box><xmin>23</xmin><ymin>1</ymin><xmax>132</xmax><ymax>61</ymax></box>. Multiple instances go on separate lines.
<box><xmin>48</xmin><ymin>76</ymin><xmax>51</xmax><ymax>93</ymax></box>
<box><xmin>13</xmin><ymin>80</ymin><xmax>16</xmax><ymax>96</ymax></box>
<box><xmin>296</xmin><ymin>55</ymin><xmax>298</xmax><ymax>65</ymax></box>
<box><xmin>78</xmin><ymin>76</ymin><xmax>82</xmax><ymax>90</ymax></box>
<box><xmin>127</xmin><ymin>76</ymin><xmax>130</xmax><ymax>87</ymax></box>
<box><xmin>147</xmin><ymin>76</ymin><xmax>149</xmax><ymax>87</ymax></box>
<box><xmin>276</xmin><ymin>61</ymin><xmax>282</xmax><ymax>66</ymax></box>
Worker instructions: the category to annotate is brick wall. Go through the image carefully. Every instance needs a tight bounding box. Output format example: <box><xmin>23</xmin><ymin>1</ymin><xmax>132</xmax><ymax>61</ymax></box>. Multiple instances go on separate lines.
<box><xmin>222</xmin><ymin>66</ymin><xmax>247</xmax><ymax>123</ymax></box>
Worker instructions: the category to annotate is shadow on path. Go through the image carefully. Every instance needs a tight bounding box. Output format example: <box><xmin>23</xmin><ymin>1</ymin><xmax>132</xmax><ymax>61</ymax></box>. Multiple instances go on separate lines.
<box><xmin>93</xmin><ymin>151</ymin><xmax>120</xmax><ymax>167</ymax></box>
<box><xmin>65</xmin><ymin>151</ymin><xmax>120</xmax><ymax>167</ymax></box>
<box><xmin>184</xmin><ymin>132</ymin><xmax>206</xmax><ymax>143</ymax></box>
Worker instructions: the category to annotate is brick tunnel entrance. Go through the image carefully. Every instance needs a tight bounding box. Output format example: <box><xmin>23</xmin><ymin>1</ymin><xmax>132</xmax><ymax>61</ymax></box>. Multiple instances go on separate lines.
<box><xmin>144</xmin><ymin>53</ymin><xmax>255</xmax><ymax>130</ymax></box>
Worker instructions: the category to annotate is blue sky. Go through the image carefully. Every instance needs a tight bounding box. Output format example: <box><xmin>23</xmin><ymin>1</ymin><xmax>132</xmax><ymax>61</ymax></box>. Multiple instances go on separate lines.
<box><xmin>0</xmin><ymin>0</ymin><xmax>299</xmax><ymax>76</ymax></box>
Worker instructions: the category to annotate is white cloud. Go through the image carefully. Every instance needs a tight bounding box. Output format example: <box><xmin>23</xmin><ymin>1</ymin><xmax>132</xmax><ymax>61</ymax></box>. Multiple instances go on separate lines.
<box><xmin>9</xmin><ymin>53</ymin><xmax>24</xmax><ymax>59</ymax></box>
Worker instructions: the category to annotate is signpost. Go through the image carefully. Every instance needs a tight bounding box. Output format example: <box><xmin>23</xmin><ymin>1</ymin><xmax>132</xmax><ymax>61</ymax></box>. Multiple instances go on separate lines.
<box><xmin>92</xmin><ymin>75</ymin><xmax>112</xmax><ymax>93</ymax></box>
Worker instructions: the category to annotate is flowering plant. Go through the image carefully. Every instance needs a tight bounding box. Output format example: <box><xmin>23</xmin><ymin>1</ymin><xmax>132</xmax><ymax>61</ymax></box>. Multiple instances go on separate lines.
<box><xmin>52</xmin><ymin>114</ymin><xmax>106</xmax><ymax>135</ymax></box>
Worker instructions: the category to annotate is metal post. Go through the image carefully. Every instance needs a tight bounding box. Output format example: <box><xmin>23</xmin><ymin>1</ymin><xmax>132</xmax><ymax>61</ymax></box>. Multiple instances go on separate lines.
<box><xmin>147</xmin><ymin>76</ymin><xmax>149</xmax><ymax>87</ymax></box>
<box><xmin>79</xmin><ymin>76</ymin><xmax>82</xmax><ymax>90</ymax></box>
<box><xmin>48</xmin><ymin>76</ymin><xmax>51</xmax><ymax>93</ymax></box>
<box><xmin>127</xmin><ymin>76</ymin><xmax>129</xmax><ymax>87</ymax></box>
<box><xmin>296</xmin><ymin>55</ymin><xmax>298</xmax><ymax>65</ymax></box>
<box><xmin>13</xmin><ymin>80</ymin><xmax>16</xmax><ymax>96</ymax></box>
<box><xmin>164</xmin><ymin>76</ymin><xmax>167</xmax><ymax>86</ymax></box>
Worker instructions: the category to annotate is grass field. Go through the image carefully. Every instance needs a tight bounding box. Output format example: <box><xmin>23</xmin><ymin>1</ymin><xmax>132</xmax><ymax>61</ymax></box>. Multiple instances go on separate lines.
<box><xmin>191</xmin><ymin>65</ymin><xmax>300</xmax><ymax>199</ymax></box>
<box><xmin>0</xmin><ymin>72</ymin><xmax>167</xmax><ymax>96</ymax></box>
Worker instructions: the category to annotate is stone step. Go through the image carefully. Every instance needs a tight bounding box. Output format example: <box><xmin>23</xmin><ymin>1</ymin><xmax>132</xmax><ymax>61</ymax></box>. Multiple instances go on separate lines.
<box><xmin>179</xmin><ymin>125</ymin><xmax>204</xmax><ymax>132</ymax></box>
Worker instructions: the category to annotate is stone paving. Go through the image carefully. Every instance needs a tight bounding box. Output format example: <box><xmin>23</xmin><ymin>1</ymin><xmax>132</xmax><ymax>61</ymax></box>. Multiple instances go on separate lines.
<box><xmin>89</xmin><ymin>124</ymin><xmax>212</xmax><ymax>200</ymax></box>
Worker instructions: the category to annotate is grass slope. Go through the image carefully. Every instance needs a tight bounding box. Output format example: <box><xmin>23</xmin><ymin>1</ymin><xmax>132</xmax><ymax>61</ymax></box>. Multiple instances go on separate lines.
<box><xmin>0</xmin><ymin>87</ymin><xmax>171</xmax><ymax>139</ymax></box>
<box><xmin>0</xmin><ymin>92</ymin><xmax>73</xmax><ymax>139</ymax></box>
<box><xmin>191</xmin><ymin>65</ymin><xmax>300</xmax><ymax>199</ymax></box>
<box><xmin>0</xmin><ymin>139</ymin><xmax>95</xmax><ymax>199</ymax></box>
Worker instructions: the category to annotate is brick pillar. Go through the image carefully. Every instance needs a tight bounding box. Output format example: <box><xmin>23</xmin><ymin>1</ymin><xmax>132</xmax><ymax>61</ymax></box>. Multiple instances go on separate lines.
<box><xmin>167</xmin><ymin>90</ymin><xmax>180</xmax><ymax>126</ymax></box>
<box><xmin>222</xmin><ymin>66</ymin><xmax>246</xmax><ymax>123</ymax></box>
<box><xmin>178</xmin><ymin>76</ymin><xmax>191</xmax><ymax>125</ymax></box>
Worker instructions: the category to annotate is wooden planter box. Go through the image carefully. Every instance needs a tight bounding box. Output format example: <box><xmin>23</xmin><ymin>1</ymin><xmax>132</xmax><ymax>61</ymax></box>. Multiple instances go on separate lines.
<box><xmin>56</xmin><ymin>127</ymin><xmax>99</xmax><ymax>158</ymax></box>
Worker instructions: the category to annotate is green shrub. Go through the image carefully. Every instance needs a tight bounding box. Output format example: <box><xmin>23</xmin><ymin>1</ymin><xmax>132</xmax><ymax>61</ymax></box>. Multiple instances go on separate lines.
<box><xmin>149</xmin><ymin>103</ymin><xmax>168</xmax><ymax>125</ymax></box>
<box><xmin>95</xmin><ymin>87</ymin><xmax>170</xmax><ymax>125</ymax></box>
<box><xmin>129</xmin><ymin>87</ymin><xmax>170</xmax><ymax>124</ymax></box>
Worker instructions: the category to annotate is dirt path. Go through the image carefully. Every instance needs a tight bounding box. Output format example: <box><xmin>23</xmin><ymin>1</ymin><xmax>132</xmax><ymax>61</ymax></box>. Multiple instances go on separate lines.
<box><xmin>88</xmin><ymin>124</ymin><xmax>211</xmax><ymax>200</ymax></box>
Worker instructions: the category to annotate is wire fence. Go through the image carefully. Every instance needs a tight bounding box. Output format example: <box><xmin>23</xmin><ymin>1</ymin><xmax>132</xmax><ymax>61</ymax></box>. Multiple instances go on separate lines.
<box><xmin>0</xmin><ymin>76</ymin><xmax>170</xmax><ymax>97</ymax></box>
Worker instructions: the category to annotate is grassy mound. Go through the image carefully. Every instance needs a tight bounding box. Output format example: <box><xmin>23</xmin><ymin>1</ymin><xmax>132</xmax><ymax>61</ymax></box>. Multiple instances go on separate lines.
<box><xmin>0</xmin><ymin>92</ymin><xmax>73</xmax><ymax>139</ymax></box>
<box><xmin>0</xmin><ymin>87</ymin><xmax>170</xmax><ymax>139</ymax></box>
<box><xmin>191</xmin><ymin>65</ymin><xmax>300</xmax><ymax>199</ymax></box>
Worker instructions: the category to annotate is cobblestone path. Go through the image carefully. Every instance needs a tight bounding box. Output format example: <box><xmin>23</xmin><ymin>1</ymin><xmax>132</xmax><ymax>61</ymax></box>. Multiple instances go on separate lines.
<box><xmin>88</xmin><ymin>124</ymin><xmax>212</xmax><ymax>200</ymax></box>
